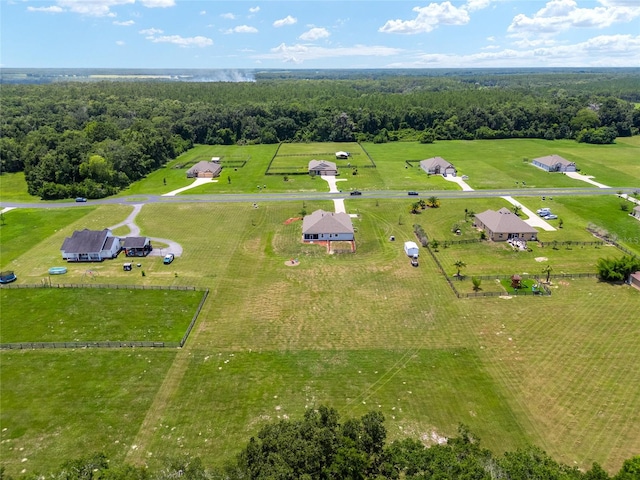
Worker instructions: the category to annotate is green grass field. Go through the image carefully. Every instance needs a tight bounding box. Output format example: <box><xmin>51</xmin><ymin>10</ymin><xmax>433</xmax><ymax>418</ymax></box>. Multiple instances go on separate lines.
<box><xmin>1</xmin><ymin>138</ymin><xmax>639</xmax><ymax>477</ymax></box>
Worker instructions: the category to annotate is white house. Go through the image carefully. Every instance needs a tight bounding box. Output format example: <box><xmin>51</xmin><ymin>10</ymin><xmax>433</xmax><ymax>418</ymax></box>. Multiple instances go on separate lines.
<box><xmin>302</xmin><ymin>209</ymin><xmax>354</xmax><ymax>242</ymax></box>
<box><xmin>532</xmin><ymin>155</ymin><xmax>577</xmax><ymax>172</ymax></box>
<box><xmin>61</xmin><ymin>229</ymin><xmax>121</xmax><ymax>262</ymax></box>
<box><xmin>308</xmin><ymin>160</ymin><xmax>338</xmax><ymax>176</ymax></box>
<box><xmin>419</xmin><ymin>157</ymin><xmax>457</xmax><ymax>177</ymax></box>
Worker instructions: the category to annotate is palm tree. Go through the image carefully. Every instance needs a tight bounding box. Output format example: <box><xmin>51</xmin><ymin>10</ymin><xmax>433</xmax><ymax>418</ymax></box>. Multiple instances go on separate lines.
<box><xmin>542</xmin><ymin>264</ymin><xmax>553</xmax><ymax>283</ymax></box>
<box><xmin>427</xmin><ymin>196</ymin><xmax>440</xmax><ymax>208</ymax></box>
<box><xmin>454</xmin><ymin>260</ymin><xmax>466</xmax><ymax>278</ymax></box>
<box><xmin>409</xmin><ymin>202</ymin><xmax>421</xmax><ymax>214</ymax></box>
<box><xmin>513</xmin><ymin>205</ymin><xmax>522</xmax><ymax>216</ymax></box>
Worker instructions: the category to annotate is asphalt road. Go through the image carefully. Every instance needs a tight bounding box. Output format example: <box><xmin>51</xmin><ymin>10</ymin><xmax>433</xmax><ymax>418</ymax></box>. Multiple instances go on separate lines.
<box><xmin>1</xmin><ymin>186</ymin><xmax>638</xmax><ymax>210</ymax></box>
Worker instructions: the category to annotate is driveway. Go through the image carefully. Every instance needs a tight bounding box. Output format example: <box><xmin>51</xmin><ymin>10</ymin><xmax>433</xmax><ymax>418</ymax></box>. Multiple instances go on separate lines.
<box><xmin>442</xmin><ymin>175</ymin><xmax>474</xmax><ymax>191</ymax></box>
<box><xmin>500</xmin><ymin>196</ymin><xmax>556</xmax><ymax>231</ymax></box>
<box><xmin>564</xmin><ymin>172</ymin><xmax>610</xmax><ymax>189</ymax></box>
<box><xmin>162</xmin><ymin>177</ymin><xmax>217</xmax><ymax>196</ymax></box>
<box><xmin>321</xmin><ymin>175</ymin><xmax>355</xmax><ymax>216</ymax></box>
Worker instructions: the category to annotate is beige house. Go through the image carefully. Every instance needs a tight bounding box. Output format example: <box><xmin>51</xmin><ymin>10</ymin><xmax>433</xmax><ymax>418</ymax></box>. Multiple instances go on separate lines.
<box><xmin>186</xmin><ymin>161</ymin><xmax>222</xmax><ymax>178</ymax></box>
<box><xmin>632</xmin><ymin>205</ymin><xmax>640</xmax><ymax>219</ymax></box>
<box><xmin>630</xmin><ymin>272</ymin><xmax>640</xmax><ymax>291</ymax></box>
<box><xmin>532</xmin><ymin>155</ymin><xmax>577</xmax><ymax>172</ymax></box>
<box><xmin>302</xmin><ymin>209</ymin><xmax>354</xmax><ymax>242</ymax></box>
<box><xmin>419</xmin><ymin>157</ymin><xmax>457</xmax><ymax>177</ymax></box>
<box><xmin>308</xmin><ymin>160</ymin><xmax>338</xmax><ymax>176</ymax></box>
<box><xmin>474</xmin><ymin>208</ymin><xmax>538</xmax><ymax>242</ymax></box>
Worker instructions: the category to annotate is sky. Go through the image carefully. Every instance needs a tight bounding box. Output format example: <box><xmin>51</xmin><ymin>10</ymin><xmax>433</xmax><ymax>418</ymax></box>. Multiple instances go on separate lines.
<box><xmin>1</xmin><ymin>0</ymin><xmax>639</xmax><ymax>69</ymax></box>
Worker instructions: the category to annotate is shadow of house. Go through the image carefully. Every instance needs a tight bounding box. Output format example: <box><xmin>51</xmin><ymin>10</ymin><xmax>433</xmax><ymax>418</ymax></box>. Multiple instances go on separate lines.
<box><xmin>532</xmin><ymin>155</ymin><xmax>577</xmax><ymax>172</ymax></box>
<box><xmin>61</xmin><ymin>229</ymin><xmax>121</xmax><ymax>262</ymax></box>
<box><xmin>122</xmin><ymin>236</ymin><xmax>152</xmax><ymax>257</ymax></box>
<box><xmin>419</xmin><ymin>157</ymin><xmax>457</xmax><ymax>177</ymax></box>
<box><xmin>308</xmin><ymin>160</ymin><xmax>338</xmax><ymax>176</ymax></box>
<box><xmin>186</xmin><ymin>161</ymin><xmax>222</xmax><ymax>178</ymax></box>
<box><xmin>474</xmin><ymin>208</ymin><xmax>538</xmax><ymax>242</ymax></box>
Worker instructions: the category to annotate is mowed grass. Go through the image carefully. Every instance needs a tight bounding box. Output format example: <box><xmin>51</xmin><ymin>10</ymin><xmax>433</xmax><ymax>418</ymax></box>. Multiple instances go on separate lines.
<box><xmin>0</xmin><ymin>350</ymin><xmax>177</xmax><ymax>476</ymax></box>
<box><xmin>0</xmin><ymin>172</ymin><xmax>40</xmax><ymax>202</ymax></box>
<box><xmin>0</xmin><ymin>288</ymin><xmax>203</xmax><ymax>343</ymax></box>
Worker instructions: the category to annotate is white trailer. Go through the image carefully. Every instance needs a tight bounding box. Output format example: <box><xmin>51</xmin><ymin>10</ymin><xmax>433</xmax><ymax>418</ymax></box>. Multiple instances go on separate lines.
<box><xmin>404</xmin><ymin>241</ymin><xmax>419</xmax><ymax>258</ymax></box>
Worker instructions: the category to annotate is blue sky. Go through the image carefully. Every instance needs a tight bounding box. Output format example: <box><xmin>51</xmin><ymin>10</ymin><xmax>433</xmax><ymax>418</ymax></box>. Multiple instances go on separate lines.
<box><xmin>1</xmin><ymin>0</ymin><xmax>639</xmax><ymax>68</ymax></box>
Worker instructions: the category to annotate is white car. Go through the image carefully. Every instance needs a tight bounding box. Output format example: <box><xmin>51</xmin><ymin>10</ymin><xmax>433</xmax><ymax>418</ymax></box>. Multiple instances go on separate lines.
<box><xmin>537</xmin><ymin>208</ymin><xmax>551</xmax><ymax>215</ymax></box>
<box><xmin>544</xmin><ymin>214</ymin><xmax>558</xmax><ymax>220</ymax></box>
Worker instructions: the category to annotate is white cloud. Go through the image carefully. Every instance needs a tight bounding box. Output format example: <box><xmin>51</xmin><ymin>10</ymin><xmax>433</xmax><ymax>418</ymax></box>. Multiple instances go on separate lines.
<box><xmin>116</xmin><ymin>40</ymin><xmax>126</xmax><ymax>46</ymax></box>
<box><xmin>139</xmin><ymin>27</ymin><xmax>163</xmax><ymax>35</ymax></box>
<box><xmin>113</xmin><ymin>20</ymin><xmax>134</xmax><ymax>26</ymax></box>
<box><xmin>273</xmin><ymin>15</ymin><xmax>297</xmax><ymax>28</ymax></box>
<box><xmin>26</xmin><ymin>0</ymin><xmax>174</xmax><ymax>17</ymax></box>
<box><xmin>221</xmin><ymin>12</ymin><xmax>235</xmax><ymax>20</ymax></box>
<box><xmin>256</xmin><ymin>43</ymin><xmax>402</xmax><ymax>64</ymax></box>
<box><xmin>226</xmin><ymin>25</ymin><xmax>259</xmax><ymax>34</ymax></box>
<box><xmin>508</xmin><ymin>0</ymin><xmax>640</xmax><ymax>37</ymax></box>
<box><xmin>464</xmin><ymin>0</ymin><xmax>493</xmax><ymax>12</ymax></box>
<box><xmin>299</xmin><ymin>27</ymin><xmax>330</xmax><ymax>41</ymax></box>
<box><xmin>147</xmin><ymin>34</ymin><xmax>213</xmax><ymax>47</ymax></box>
<box><xmin>379</xmin><ymin>1</ymin><xmax>470</xmax><ymax>34</ymax></box>
<box><xmin>27</xmin><ymin>5</ymin><xmax>63</xmax><ymax>13</ymax></box>
<box><xmin>199</xmin><ymin>10</ymin><xmax>206</xmax><ymax>15</ymax></box>
<box><xmin>139</xmin><ymin>0</ymin><xmax>174</xmax><ymax>7</ymax></box>
<box><xmin>249</xmin><ymin>6</ymin><xmax>260</xmax><ymax>13</ymax></box>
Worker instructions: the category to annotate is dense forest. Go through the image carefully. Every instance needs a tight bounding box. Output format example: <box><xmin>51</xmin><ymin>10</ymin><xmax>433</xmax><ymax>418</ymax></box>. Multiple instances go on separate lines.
<box><xmin>2</xmin><ymin>406</ymin><xmax>638</xmax><ymax>479</ymax></box>
<box><xmin>1</xmin><ymin>71</ymin><xmax>639</xmax><ymax>199</ymax></box>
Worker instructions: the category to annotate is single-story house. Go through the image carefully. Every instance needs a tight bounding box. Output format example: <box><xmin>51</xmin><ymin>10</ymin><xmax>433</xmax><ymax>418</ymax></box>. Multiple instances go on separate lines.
<box><xmin>308</xmin><ymin>160</ymin><xmax>338</xmax><ymax>176</ymax></box>
<box><xmin>632</xmin><ymin>205</ymin><xmax>640</xmax><ymax>219</ymax></box>
<box><xmin>61</xmin><ymin>229</ymin><xmax>121</xmax><ymax>262</ymax></box>
<box><xmin>532</xmin><ymin>155</ymin><xmax>577</xmax><ymax>172</ymax></box>
<box><xmin>630</xmin><ymin>271</ymin><xmax>640</xmax><ymax>291</ymax></box>
<box><xmin>419</xmin><ymin>157</ymin><xmax>457</xmax><ymax>177</ymax></box>
<box><xmin>474</xmin><ymin>208</ymin><xmax>538</xmax><ymax>242</ymax></box>
<box><xmin>186</xmin><ymin>161</ymin><xmax>222</xmax><ymax>178</ymax></box>
<box><xmin>302</xmin><ymin>209</ymin><xmax>354</xmax><ymax>242</ymax></box>
<box><xmin>122</xmin><ymin>236</ymin><xmax>153</xmax><ymax>257</ymax></box>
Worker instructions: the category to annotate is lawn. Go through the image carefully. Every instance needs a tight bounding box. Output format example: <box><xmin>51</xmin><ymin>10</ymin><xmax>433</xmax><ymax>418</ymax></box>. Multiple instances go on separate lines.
<box><xmin>0</xmin><ymin>172</ymin><xmax>40</xmax><ymax>202</ymax></box>
<box><xmin>0</xmin><ymin>288</ymin><xmax>204</xmax><ymax>343</ymax></box>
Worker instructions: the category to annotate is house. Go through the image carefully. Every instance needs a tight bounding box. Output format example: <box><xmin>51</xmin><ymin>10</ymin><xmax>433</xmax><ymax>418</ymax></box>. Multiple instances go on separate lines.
<box><xmin>419</xmin><ymin>157</ymin><xmax>457</xmax><ymax>177</ymax></box>
<box><xmin>632</xmin><ymin>205</ymin><xmax>640</xmax><ymax>219</ymax></box>
<box><xmin>61</xmin><ymin>229</ymin><xmax>121</xmax><ymax>262</ymax></box>
<box><xmin>302</xmin><ymin>209</ymin><xmax>354</xmax><ymax>242</ymax></box>
<box><xmin>474</xmin><ymin>208</ymin><xmax>538</xmax><ymax>242</ymax></box>
<box><xmin>186</xmin><ymin>161</ymin><xmax>222</xmax><ymax>178</ymax></box>
<box><xmin>630</xmin><ymin>271</ymin><xmax>640</xmax><ymax>291</ymax></box>
<box><xmin>122</xmin><ymin>236</ymin><xmax>153</xmax><ymax>257</ymax></box>
<box><xmin>308</xmin><ymin>160</ymin><xmax>338</xmax><ymax>176</ymax></box>
<box><xmin>532</xmin><ymin>155</ymin><xmax>577</xmax><ymax>172</ymax></box>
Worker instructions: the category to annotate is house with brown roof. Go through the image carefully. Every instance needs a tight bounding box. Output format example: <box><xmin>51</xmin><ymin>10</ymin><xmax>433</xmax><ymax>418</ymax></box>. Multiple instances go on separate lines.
<box><xmin>61</xmin><ymin>229</ymin><xmax>121</xmax><ymax>262</ymax></box>
<box><xmin>186</xmin><ymin>161</ymin><xmax>222</xmax><ymax>178</ymax></box>
<box><xmin>532</xmin><ymin>155</ymin><xmax>577</xmax><ymax>172</ymax></box>
<box><xmin>474</xmin><ymin>208</ymin><xmax>538</xmax><ymax>242</ymax></box>
<box><xmin>308</xmin><ymin>160</ymin><xmax>338</xmax><ymax>176</ymax></box>
<box><xmin>302</xmin><ymin>209</ymin><xmax>354</xmax><ymax>242</ymax></box>
<box><xmin>419</xmin><ymin>157</ymin><xmax>457</xmax><ymax>177</ymax></box>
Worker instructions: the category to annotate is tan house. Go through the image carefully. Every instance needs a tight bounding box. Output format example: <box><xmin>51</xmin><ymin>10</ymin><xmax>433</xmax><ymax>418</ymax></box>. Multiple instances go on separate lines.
<box><xmin>630</xmin><ymin>271</ymin><xmax>640</xmax><ymax>291</ymax></box>
<box><xmin>632</xmin><ymin>205</ymin><xmax>640</xmax><ymax>219</ymax></box>
<box><xmin>308</xmin><ymin>160</ymin><xmax>338</xmax><ymax>176</ymax></box>
<box><xmin>186</xmin><ymin>161</ymin><xmax>222</xmax><ymax>178</ymax></box>
<box><xmin>532</xmin><ymin>155</ymin><xmax>577</xmax><ymax>172</ymax></box>
<box><xmin>474</xmin><ymin>208</ymin><xmax>538</xmax><ymax>242</ymax></box>
<box><xmin>302</xmin><ymin>209</ymin><xmax>354</xmax><ymax>242</ymax></box>
<box><xmin>419</xmin><ymin>157</ymin><xmax>457</xmax><ymax>177</ymax></box>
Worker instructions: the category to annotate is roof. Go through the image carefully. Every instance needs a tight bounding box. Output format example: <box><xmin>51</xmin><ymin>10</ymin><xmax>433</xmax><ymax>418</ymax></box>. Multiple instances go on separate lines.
<box><xmin>634</xmin><ymin>205</ymin><xmax>640</xmax><ymax>212</ymax></box>
<box><xmin>123</xmin><ymin>236</ymin><xmax>148</xmax><ymax>248</ymax></box>
<box><xmin>308</xmin><ymin>160</ymin><xmax>337</xmax><ymax>171</ymax></box>
<box><xmin>533</xmin><ymin>155</ymin><xmax>575</xmax><ymax>167</ymax></box>
<box><xmin>302</xmin><ymin>209</ymin><xmax>354</xmax><ymax>235</ymax></box>
<box><xmin>419</xmin><ymin>157</ymin><xmax>455</xmax><ymax>170</ymax></box>
<box><xmin>187</xmin><ymin>161</ymin><xmax>222</xmax><ymax>176</ymax></box>
<box><xmin>474</xmin><ymin>208</ymin><xmax>538</xmax><ymax>234</ymax></box>
<box><xmin>61</xmin><ymin>229</ymin><xmax>112</xmax><ymax>253</ymax></box>
<box><xmin>631</xmin><ymin>271</ymin><xmax>640</xmax><ymax>281</ymax></box>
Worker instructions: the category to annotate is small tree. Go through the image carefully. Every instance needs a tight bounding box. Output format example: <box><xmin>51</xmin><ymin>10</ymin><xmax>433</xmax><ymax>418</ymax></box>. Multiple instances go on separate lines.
<box><xmin>427</xmin><ymin>196</ymin><xmax>440</xmax><ymax>208</ymax></box>
<box><xmin>558</xmin><ymin>218</ymin><xmax>564</xmax><ymax>229</ymax></box>
<box><xmin>430</xmin><ymin>239</ymin><xmax>440</xmax><ymax>252</ymax></box>
<box><xmin>513</xmin><ymin>205</ymin><xmax>522</xmax><ymax>216</ymax></box>
<box><xmin>453</xmin><ymin>260</ymin><xmax>466</xmax><ymax>278</ymax></box>
<box><xmin>621</xmin><ymin>202</ymin><xmax>630</xmax><ymax>212</ymax></box>
<box><xmin>472</xmin><ymin>277</ymin><xmax>482</xmax><ymax>292</ymax></box>
<box><xmin>227</xmin><ymin>175</ymin><xmax>231</xmax><ymax>184</ymax></box>
<box><xmin>409</xmin><ymin>202</ymin><xmax>421</xmax><ymax>214</ymax></box>
<box><xmin>542</xmin><ymin>264</ymin><xmax>553</xmax><ymax>283</ymax></box>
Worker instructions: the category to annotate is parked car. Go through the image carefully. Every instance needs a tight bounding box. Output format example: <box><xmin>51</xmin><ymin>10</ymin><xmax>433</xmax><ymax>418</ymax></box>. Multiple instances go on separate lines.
<box><xmin>544</xmin><ymin>214</ymin><xmax>558</xmax><ymax>220</ymax></box>
<box><xmin>163</xmin><ymin>253</ymin><xmax>175</xmax><ymax>264</ymax></box>
<box><xmin>350</xmin><ymin>190</ymin><xmax>362</xmax><ymax>196</ymax></box>
<box><xmin>537</xmin><ymin>207</ymin><xmax>551</xmax><ymax>215</ymax></box>
<box><xmin>408</xmin><ymin>191</ymin><xmax>419</xmax><ymax>196</ymax></box>
<box><xmin>410</xmin><ymin>257</ymin><xmax>419</xmax><ymax>267</ymax></box>
<box><xmin>0</xmin><ymin>271</ymin><xmax>17</xmax><ymax>284</ymax></box>
<box><xmin>75</xmin><ymin>197</ymin><xmax>87</xmax><ymax>202</ymax></box>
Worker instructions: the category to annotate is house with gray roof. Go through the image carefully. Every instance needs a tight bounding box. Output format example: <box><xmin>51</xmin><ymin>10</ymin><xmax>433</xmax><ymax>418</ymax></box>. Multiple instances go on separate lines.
<box><xmin>532</xmin><ymin>155</ymin><xmax>577</xmax><ymax>172</ymax></box>
<box><xmin>61</xmin><ymin>229</ymin><xmax>121</xmax><ymax>262</ymax></box>
<box><xmin>308</xmin><ymin>160</ymin><xmax>338</xmax><ymax>176</ymax></box>
<box><xmin>302</xmin><ymin>209</ymin><xmax>354</xmax><ymax>242</ymax></box>
<box><xmin>186</xmin><ymin>161</ymin><xmax>222</xmax><ymax>178</ymax></box>
<box><xmin>632</xmin><ymin>205</ymin><xmax>640</xmax><ymax>219</ymax></box>
<box><xmin>419</xmin><ymin>157</ymin><xmax>457</xmax><ymax>177</ymax></box>
<box><xmin>474</xmin><ymin>208</ymin><xmax>538</xmax><ymax>242</ymax></box>
<box><xmin>123</xmin><ymin>236</ymin><xmax>152</xmax><ymax>257</ymax></box>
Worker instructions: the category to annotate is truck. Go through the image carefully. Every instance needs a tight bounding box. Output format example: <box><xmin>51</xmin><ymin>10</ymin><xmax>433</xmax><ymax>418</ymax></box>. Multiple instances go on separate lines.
<box><xmin>404</xmin><ymin>241</ymin><xmax>419</xmax><ymax>258</ymax></box>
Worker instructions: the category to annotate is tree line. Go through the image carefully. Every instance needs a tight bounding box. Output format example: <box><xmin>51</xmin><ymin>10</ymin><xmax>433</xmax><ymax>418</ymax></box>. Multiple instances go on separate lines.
<box><xmin>1</xmin><ymin>72</ymin><xmax>639</xmax><ymax>199</ymax></box>
<box><xmin>2</xmin><ymin>405</ymin><xmax>638</xmax><ymax>479</ymax></box>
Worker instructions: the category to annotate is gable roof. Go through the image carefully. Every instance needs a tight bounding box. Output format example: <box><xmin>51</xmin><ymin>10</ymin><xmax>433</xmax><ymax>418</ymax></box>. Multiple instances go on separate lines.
<box><xmin>474</xmin><ymin>208</ymin><xmax>538</xmax><ymax>234</ymax></box>
<box><xmin>61</xmin><ymin>229</ymin><xmax>112</xmax><ymax>253</ymax></box>
<box><xmin>533</xmin><ymin>155</ymin><xmax>574</xmax><ymax>167</ymax></box>
<box><xmin>419</xmin><ymin>157</ymin><xmax>455</xmax><ymax>170</ymax></box>
<box><xmin>123</xmin><ymin>236</ymin><xmax>149</xmax><ymax>248</ymax></box>
<box><xmin>302</xmin><ymin>209</ymin><xmax>354</xmax><ymax>235</ymax></box>
<box><xmin>308</xmin><ymin>160</ymin><xmax>337</xmax><ymax>171</ymax></box>
<box><xmin>186</xmin><ymin>161</ymin><xmax>222</xmax><ymax>176</ymax></box>
<box><xmin>634</xmin><ymin>205</ymin><xmax>640</xmax><ymax>212</ymax></box>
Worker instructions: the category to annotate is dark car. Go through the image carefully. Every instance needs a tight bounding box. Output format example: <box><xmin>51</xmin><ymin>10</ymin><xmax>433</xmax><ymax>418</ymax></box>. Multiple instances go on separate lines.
<box><xmin>408</xmin><ymin>191</ymin><xmax>419</xmax><ymax>196</ymax></box>
<box><xmin>75</xmin><ymin>197</ymin><xmax>87</xmax><ymax>202</ymax></box>
<box><xmin>0</xmin><ymin>271</ymin><xmax>17</xmax><ymax>284</ymax></box>
<box><xmin>350</xmin><ymin>190</ymin><xmax>362</xmax><ymax>196</ymax></box>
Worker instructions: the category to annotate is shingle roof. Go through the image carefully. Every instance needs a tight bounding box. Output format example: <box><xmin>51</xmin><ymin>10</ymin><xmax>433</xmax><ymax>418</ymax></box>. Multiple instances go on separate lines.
<box><xmin>186</xmin><ymin>161</ymin><xmax>222</xmax><ymax>176</ymax></box>
<box><xmin>474</xmin><ymin>209</ymin><xmax>538</xmax><ymax>234</ymax></box>
<box><xmin>533</xmin><ymin>155</ymin><xmax>574</xmax><ymax>167</ymax></box>
<box><xmin>61</xmin><ymin>229</ymin><xmax>111</xmax><ymax>253</ymax></box>
<box><xmin>308</xmin><ymin>160</ymin><xmax>337</xmax><ymax>171</ymax></box>
<box><xmin>302</xmin><ymin>209</ymin><xmax>354</xmax><ymax>235</ymax></box>
<box><xmin>419</xmin><ymin>157</ymin><xmax>455</xmax><ymax>170</ymax></box>
<box><xmin>123</xmin><ymin>236</ymin><xmax>148</xmax><ymax>248</ymax></box>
